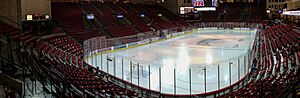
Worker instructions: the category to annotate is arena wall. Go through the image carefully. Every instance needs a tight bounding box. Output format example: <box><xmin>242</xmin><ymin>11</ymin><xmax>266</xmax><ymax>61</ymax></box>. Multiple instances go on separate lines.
<box><xmin>21</xmin><ymin>0</ymin><xmax>51</xmax><ymax>21</ymax></box>
<box><xmin>0</xmin><ymin>0</ymin><xmax>20</xmax><ymax>28</ymax></box>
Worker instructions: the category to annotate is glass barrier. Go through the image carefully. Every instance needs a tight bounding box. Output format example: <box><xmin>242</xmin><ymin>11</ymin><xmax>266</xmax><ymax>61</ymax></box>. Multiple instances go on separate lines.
<box><xmin>83</xmin><ymin>22</ymin><xmax>258</xmax><ymax>97</ymax></box>
<box><xmin>86</xmin><ymin>50</ymin><xmax>251</xmax><ymax>94</ymax></box>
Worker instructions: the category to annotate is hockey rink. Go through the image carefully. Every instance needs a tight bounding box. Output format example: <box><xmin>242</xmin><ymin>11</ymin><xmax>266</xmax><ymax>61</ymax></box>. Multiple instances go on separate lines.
<box><xmin>86</xmin><ymin>28</ymin><xmax>257</xmax><ymax>94</ymax></box>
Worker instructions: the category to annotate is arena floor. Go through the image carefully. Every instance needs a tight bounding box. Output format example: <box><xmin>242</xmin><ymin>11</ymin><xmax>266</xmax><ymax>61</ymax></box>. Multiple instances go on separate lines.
<box><xmin>86</xmin><ymin>28</ymin><xmax>257</xmax><ymax>94</ymax></box>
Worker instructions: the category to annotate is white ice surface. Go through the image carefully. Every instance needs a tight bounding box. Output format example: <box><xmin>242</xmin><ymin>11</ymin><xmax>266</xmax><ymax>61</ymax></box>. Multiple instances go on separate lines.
<box><xmin>87</xmin><ymin>29</ymin><xmax>256</xmax><ymax>94</ymax></box>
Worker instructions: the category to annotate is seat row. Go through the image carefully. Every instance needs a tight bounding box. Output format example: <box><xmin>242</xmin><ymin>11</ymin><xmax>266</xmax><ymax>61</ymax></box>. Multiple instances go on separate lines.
<box><xmin>47</xmin><ymin>35</ymin><xmax>83</xmax><ymax>57</ymax></box>
<box><xmin>12</xmin><ymin>32</ymin><xmax>140</xmax><ymax>97</ymax></box>
<box><xmin>228</xmin><ymin>24</ymin><xmax>300</xmax><ymax>97</ymax></box>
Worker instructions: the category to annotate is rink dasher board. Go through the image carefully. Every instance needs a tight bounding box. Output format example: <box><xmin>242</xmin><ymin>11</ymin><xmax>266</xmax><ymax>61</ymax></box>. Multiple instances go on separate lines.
<box><xmin>197</xmin><ymin>28</ymin><xmax>256</xmax><ymax>32</ymax></box>
<box><xmin>84</xmin><ymin>31</ymin><xmax>187</xmax><ymax>60</ymax></box>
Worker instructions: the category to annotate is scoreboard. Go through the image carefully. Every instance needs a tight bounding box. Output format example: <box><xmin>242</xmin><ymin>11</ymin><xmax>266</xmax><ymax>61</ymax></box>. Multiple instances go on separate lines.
<box><xmin>193</xmin><ymin>0</ymin><xmax>205</xmax><ymax>6</ymax></box>
<box><xmin>193</xmin><ymin>0</ymin><xmax>218</xmax><ymax>7</ymax></box>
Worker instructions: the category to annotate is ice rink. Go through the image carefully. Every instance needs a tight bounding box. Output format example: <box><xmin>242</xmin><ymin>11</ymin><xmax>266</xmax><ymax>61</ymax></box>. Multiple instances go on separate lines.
<box><xmin>86</xmin><ymin>28</ymin><xmax>257</xmax><ymax>94</ymax></box>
